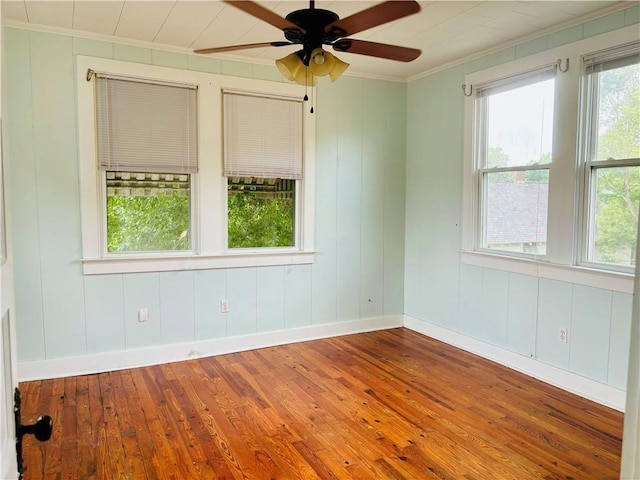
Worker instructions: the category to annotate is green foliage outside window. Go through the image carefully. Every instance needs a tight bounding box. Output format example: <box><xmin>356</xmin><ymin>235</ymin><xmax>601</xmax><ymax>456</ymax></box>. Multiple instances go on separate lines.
<box><xmin>593</xmin><ymin>167</ymin><xmax>640</xmax><ymax>264</ymax></box>
<box><xmin>592</xmin><ymin>63</ymin><xmax>640</xmax><ymax>265</ymax></box>
<box><xmin>227</xmin><ymin>180</ymin><xmax>295</xmax><ymax>249</ymax></box>
<box><xmin>107</xmin><ymin>189</ymin><xmax>189</xmax><ymax>253</ymax></box>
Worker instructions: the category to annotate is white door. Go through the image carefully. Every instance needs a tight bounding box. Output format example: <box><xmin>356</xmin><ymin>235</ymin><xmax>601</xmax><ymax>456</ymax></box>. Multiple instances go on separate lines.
<box><xmin>0</xmin><ymin>5</ymin><xmax>20</xmax><ymax>477</ymax></box>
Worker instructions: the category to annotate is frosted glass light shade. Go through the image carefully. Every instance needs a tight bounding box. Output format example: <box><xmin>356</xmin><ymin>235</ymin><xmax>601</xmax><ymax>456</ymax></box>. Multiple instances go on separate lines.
<box><xmin>329</xmin><ymin>56</ymin><xmax>349</xmax><ymax>82</ymax></box>
<box><xmin>309</xmin><ymin>48</ymin><xmax>336</xmax><ymax>76</ymax></box>
<box><xmin>276</xmin><ymin>52</ymin><xmax>303</xmax><ymax>81</ymax></box>
<box><xmin>294</xmin><ymin>66</ymin><xmax>317</xmax><ymax>86</ymax></box>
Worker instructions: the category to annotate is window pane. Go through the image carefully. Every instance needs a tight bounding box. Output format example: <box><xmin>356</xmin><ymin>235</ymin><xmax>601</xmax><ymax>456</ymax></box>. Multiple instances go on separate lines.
<box><xmin>590</xmin><ymin>166</ymin><xmax>640</xmax><ymax>266</ymax></box>
<box><xmin>228</xmin><ymin>177</ymin><xmax>295</xmax><ymax>248</ymax></box>
<box><xmin>106</xmin><ymin>171</ymin><xmax>190</xmax><ymax>253</ymax></box>
<box><xmin>594</xmin><ymin>62</ymin><xmax>640</xmax><ymax>161</ymax></box>
<box><xmin>486</xmin><ymin>78</ymin><xmax>555</xmax><ymax>168</ymax></box>
<box><xmin>484</xmin><ymin>170</ymin><xmax>549</xmax><ymax>254</ymax></box>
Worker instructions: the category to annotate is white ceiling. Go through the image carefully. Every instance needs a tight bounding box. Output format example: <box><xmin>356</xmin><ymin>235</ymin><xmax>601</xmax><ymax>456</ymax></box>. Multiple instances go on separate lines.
<box><xmin>2</xmin><ymin>1</ymin><xmax>633</xmax><ymax>80</ymax></box>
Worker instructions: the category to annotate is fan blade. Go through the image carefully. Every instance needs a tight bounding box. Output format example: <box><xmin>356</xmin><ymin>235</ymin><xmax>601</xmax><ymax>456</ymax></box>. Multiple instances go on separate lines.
<box><xmin>224</xmin><ymin>0</ymin><xmax>304</xmax><ymax>33</ymax></box>
<box><xmin>332</xmin><ymin>39</ymin><xmax>420</xmax><ymax>62</ymax></box>
<box><xmin>326</xmin><ymin>1</ymin><xmax>420</xmax><ymax>37</ymax></box>
<box><xmin>195</xmin><ymin>41</ymin><xmax>292</xmax><ymax>55</ymax></box>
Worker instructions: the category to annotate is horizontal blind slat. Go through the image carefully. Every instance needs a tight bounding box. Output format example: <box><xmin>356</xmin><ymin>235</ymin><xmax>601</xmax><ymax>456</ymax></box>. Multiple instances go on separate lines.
<box><xmin>475</xmin><ymin>65</ymin><xmax>557</xmax><ymax>98</ymax></box>
<box><xmin>584</xmin><ymin>41</ymin><xmax>640</xmax><ymax>74</ymax></box>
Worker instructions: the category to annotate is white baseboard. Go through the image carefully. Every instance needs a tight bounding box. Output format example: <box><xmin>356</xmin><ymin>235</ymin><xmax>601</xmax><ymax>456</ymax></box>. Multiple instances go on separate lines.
<box><xmin>404</xmin><ymin>315</ymin><xmax>626</xmax><ymax>412</ymax></box>
<box><xmin>17</xmin><ymin>314</ymin><xmax>625</xmax><ymax>413</ymax></box>
<box><xmin>18</xmin><ymin>316</ymin><xmax>404</xmax><ymax>382</ymax></box>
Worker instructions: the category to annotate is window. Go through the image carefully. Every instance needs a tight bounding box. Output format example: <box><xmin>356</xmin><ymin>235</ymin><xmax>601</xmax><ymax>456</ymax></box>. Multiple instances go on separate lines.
<box><xmin>581</xmin><ymin>42</ymin><xmax>640</xmax><ymax>270</ymax></box>
<box><xmin>223</xmin><ymin>92</ymin><xmax>303</xmax><ymax>250</ymax></box>
<box><xmin>474</xmin><ymin>67</ymin><xmax>556</xmax><ymax>256</ymax></box>
<box><xmin>78</xmin><ymin>56</ymin><xmax>315</xmax><ymax>274</ymax></box>
<box><xmin>462</xmin><ymin>24</ymin><xmax>639</xmax><ymax>288</ymax></box>
<box><xmin>95</xmin><ymin>74</ymin><xmax>197</xmax><ymax>254</ymax></box>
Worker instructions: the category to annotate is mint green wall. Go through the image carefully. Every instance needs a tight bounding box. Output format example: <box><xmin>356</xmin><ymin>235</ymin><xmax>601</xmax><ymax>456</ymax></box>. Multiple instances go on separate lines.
<box><xmin>405</xmin><ymin>5</ymin><xmax>639</xmax><ymax>391</ymax></box>
<box><xmin>4</xmin><ymin>28</ymin><xmax>407</xmax><ymax>363</ymax></box>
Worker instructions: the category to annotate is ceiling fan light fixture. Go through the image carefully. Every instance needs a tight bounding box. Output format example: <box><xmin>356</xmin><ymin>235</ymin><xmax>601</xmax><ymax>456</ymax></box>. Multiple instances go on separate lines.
<box><xmin>309</xmin><ymin>48</ymin><xmax>336</xmax><ymax>76</ymax></box>
<box><xmin>328</xmin><ymin>56</ymin><xmax>350</xmax><ymax>83</ymax></box>
<box><xmin>276</xmin><ymin>51</ymin><xmax>304</xmax><ymax>81</ymax></box>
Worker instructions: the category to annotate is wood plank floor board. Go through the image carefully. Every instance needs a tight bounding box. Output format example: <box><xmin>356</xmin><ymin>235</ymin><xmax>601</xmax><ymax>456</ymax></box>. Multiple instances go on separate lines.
<box><xmin>61</xmin><ymin>376</ymin><xmax>79</xmax><ymax>480</ymax></box>
<box><xmin>19</xmin><ymin>328</ymin><xmax>623</xmax><ymax>479</ymax></box>
<box><xmin>42</xmin><ymin>378</ymin><xmax>65</xmax><ymax>479</ymax></box>
<box><xmin>112</xmin><ymin>371</ymin><xmax>152</xmax><ymax>478</ymax></box>
<box><xmin>120</xmin><ymin>369</ymin><xmax>164</xmax><ymax>480</ymax></box>
<box><xmin>75</xmin><ymin>375</ymin><xmax>96</xmax><ymax>480</ymax></box>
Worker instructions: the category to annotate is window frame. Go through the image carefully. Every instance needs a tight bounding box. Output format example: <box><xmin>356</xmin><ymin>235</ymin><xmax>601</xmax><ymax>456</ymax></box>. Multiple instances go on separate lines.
<box><xmin>473</xmin><ymin>67</ymin><xmax>556</xmax><ymax>258</ymax></box>
<box><xmin>221</xmin><ymin>91</ymin><xmax>304</xmax><ymax>252</ymax></box>
<box><xmin>77</xmin><ymin>56</ymin><xmax>315</xmax><ymax>275</ymax></box>
<box><xmin>462</xmin><ymin>25</ymin><xmax>639</xmax><ymax>293</ymax></box>
<box><xmin>577</xmin><ymin>44</ymin><xmax>640</xmax><ymax>274</ymax></box>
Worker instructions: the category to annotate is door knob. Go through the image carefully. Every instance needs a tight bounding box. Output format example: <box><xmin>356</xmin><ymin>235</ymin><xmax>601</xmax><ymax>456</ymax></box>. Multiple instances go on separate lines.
<box><xmin>14</xmin><ymin>388</ymin><xmax>53</xmax><ymax>479</ymax></box>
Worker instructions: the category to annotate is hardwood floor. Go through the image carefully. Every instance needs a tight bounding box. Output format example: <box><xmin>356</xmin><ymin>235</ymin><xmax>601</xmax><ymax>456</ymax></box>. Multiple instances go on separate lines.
<box><xmin>19</xmin><ymin>328</ymin><xmax>623</xmax><ymax>479</ymax></box>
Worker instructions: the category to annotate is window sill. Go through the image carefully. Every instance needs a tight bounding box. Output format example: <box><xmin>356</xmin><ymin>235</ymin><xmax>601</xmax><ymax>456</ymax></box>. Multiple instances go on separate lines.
<box><xmin>81</xmin><ymin>250</ymin><xmax>316</xmax><ymax>275</ymax></box>
<box><xmin>460</xmin><ymin>251</ymin><xmax>634</xmax><ymax>294</ymax></box>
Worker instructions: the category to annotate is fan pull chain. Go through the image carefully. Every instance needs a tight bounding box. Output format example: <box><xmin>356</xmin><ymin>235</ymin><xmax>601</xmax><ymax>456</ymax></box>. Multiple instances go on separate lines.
<box><xmin>302</xmin><ymin>66</ymin><xmax>314</xmax><ymax>114</ymax></box>
<box><xmin>310</xmin><ymin>84</ymin><xmax>314</xmax><ymax>114</ymax></box>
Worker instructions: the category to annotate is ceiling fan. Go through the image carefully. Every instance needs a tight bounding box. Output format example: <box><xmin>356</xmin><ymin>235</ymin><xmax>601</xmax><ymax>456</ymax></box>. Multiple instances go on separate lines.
<box><xmin>194</xmin><ymin>0</ymin><xmax>422</xmax><ymax>86</ymax></box>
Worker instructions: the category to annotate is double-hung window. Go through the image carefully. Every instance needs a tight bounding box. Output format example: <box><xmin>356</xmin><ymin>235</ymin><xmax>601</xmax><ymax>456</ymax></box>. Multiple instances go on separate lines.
<box><xmin>580</xmin><ymin>42</ymin><xmax>640</xmax><ymax>271</ymax></box>
<box><xmin>474</xmin><ymin>66</ymin><xmax>556</xmax><ymax>256</ymax></box>
<box><xmin>95</xmin><ymin>74</ymin><xmax>197</xmax><ymax>254</ymax></box>
<box><xmin>223</xmin><ymin>92</ymin><xmax>303</xmax><ymax>250</ymax></box>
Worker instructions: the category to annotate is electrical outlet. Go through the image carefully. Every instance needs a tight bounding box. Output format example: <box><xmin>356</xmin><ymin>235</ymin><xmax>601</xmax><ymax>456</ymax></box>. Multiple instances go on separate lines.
<box><xmin>559</xmin><ymin>328</ymin><xmax>568</xmax><ymax>344</ymax></box>
<box><xmin>138</xmin><ymin>308</ymin><xmax>149</xmax><ymax>323</ymax></box>
<box><xmin>220</xmin><ymin>300</ymin><xmax>229</xmax><ymax>313</ymax></box>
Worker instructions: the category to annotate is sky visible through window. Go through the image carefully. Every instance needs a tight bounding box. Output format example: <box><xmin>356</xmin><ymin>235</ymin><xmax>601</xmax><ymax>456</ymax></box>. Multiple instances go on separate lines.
<box><xmin>487</xmin><ymin>79</ymin><xmax>555</xmax><ymax>167</ymax></box>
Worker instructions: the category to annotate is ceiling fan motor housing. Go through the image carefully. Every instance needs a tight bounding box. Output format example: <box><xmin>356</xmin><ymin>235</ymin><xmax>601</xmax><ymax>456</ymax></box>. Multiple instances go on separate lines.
<box><xmin>285</xmin><ymin>8</ymin><xmax>341</xmax><ymax>65</ymax></box>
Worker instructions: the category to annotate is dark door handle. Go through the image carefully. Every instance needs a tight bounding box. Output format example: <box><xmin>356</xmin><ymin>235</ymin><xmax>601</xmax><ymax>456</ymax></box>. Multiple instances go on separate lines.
<box><xmin>14</xmin><ymin>388</ymin><xmax>53</xmax><ymax>479</ymax></box>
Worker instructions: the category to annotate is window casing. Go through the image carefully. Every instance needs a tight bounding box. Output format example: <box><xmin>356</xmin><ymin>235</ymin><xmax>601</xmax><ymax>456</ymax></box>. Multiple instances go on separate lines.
<box><xmin>462</xmin><ymin>25</ymin><xmax>639</xmax><ymax>290</ymax></box>
<box><xmin>77</xmin><ymin>56</ymin><xmax>315</xmax><ymax>275</ymax></box>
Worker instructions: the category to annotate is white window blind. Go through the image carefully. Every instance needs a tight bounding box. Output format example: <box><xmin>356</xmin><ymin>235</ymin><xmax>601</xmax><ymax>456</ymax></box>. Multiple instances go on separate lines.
<box><xmin>475</xmin><ymin>64</ymin><xmax>557</xmax><ymax>98</ymax></box>
<box><xmin>584</xmin><ymin>41</ymin><xmax>640</xmax><ymax>74</ymax></box>
<box><xmin>223</xmin><ymin>92</ymin><xmax>303</xmax><ymax>180</ymax></box>
<box><xmin>96</xmin><ymin>74</ymin><xmax>198</xmax><ymax>173</ymax></box>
